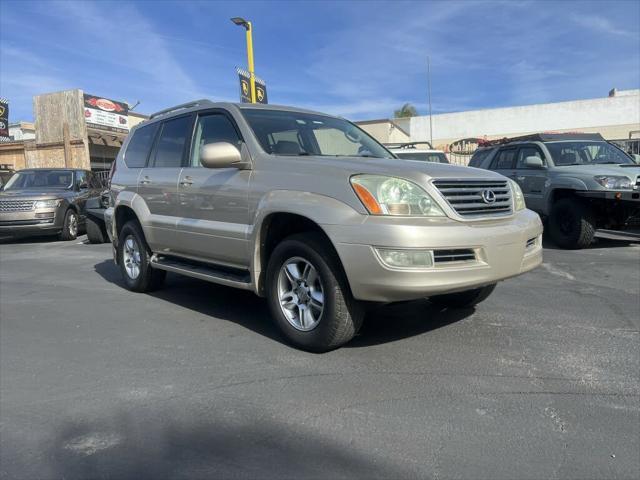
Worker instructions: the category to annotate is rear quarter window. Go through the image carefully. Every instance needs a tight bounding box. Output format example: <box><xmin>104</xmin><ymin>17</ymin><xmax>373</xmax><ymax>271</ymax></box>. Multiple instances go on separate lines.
<box><xmin>123</xmin><ymin>123</ymin><xmax>160</xmax><ymax>168</ymax></box>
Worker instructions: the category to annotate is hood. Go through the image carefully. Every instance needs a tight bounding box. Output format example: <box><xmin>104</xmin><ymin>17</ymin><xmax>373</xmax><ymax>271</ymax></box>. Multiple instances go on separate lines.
<box><xmin>0</xmin><ymin>189</ymin><xmax>73</xmax><ymax>200</ymax></box>
<box><xmin>555</xmin><ymin>164</ymin><xmax>640</xmax><ymax>178</ymax></box>
<box><xmin>274</xmin><ymin>155</ymin><xmax>505</xmax><ymax>182</ymax></box>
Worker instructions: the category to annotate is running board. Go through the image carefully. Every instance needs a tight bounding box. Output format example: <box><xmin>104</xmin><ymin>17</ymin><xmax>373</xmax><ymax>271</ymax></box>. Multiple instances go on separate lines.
<box><xmin>150</xmin><ymin>254</ymin><xmax>253</xmax><ymax>290</ymax></box>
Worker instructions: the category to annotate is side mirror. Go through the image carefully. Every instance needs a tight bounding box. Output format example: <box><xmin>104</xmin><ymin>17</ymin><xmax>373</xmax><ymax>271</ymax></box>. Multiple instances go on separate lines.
<box><xmin>525</xmin><ymin>156</ymin><xmax>544</xmax><ymax>169</ymax></box>
<box><xmin>79</xmin><ymin>182</ymin><xmax>89</xmax><ymax>190</ymax></box>
<box><xmin>200</xmin><ymin>142</ymin><xmax>243</xmax><ymax>169</ymax></box>
<box><xmin>633</xmin><ymin>154</ymin><xmax>640</xmax><ymax>164</ymax></box>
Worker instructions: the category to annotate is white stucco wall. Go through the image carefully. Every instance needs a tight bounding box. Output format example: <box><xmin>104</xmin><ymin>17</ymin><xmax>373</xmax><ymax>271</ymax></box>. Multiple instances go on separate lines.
<box><xmin>410</xmin><ymin>91</ymin><xmax>640</xmax><ymax>145</ymax></box>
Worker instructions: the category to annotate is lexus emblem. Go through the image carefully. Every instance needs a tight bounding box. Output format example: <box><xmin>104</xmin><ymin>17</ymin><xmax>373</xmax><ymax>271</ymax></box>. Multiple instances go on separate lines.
<box><xmin>481</xmin><ymin>189</ymin><xmax>496</xmax><ymax>204</ymax></box>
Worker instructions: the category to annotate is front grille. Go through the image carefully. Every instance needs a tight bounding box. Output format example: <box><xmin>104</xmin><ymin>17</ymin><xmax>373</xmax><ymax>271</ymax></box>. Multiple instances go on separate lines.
<box><xmin>432</xmin><ymin>179</ymin><xmax>512</xmax><ymax>217</ymax></box>
<box><xmin>0</xmin><ymin>200</ymin><xmax>35</xmax><ymax>212</ymax></box>
<box><xmin>433</xmin><ymin>249</ymin><xmax>476</xmax><ymax>263</ymax></box>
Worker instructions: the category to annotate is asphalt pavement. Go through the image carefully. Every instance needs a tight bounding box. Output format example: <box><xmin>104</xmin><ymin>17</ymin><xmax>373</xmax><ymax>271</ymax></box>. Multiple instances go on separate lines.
<box><xmin>0</xmin><ymin>234</ymin><xmax>638</xmax><ymax>479</ymax></box>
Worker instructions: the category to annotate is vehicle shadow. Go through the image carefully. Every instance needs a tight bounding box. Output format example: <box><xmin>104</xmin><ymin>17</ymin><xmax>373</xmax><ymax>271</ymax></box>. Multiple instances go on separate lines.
<box><xmin>94</xmin><ymin>260</ymin><xmax>474</xmax><ymax>350</ymax></box>
<box><xmin>4</xmin><ymin>407</ymin><xmax>411</xmax><ymax>479</ymax></box>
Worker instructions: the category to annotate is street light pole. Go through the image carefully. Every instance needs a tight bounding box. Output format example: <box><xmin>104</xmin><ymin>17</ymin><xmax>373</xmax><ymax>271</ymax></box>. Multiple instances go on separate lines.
<box><xmin>231</xmin><ymin>17</ymin><xmax>257</xmax><ymax>103</ymax></box>
<box><xmin>427</xmin><ymin>56</ymin><xmax>433</xmax><ymax>147</ymax></box>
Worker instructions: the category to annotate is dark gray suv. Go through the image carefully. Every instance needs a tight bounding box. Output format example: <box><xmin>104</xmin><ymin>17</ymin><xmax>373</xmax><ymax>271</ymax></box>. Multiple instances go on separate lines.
<box><xmin>0</xmin><ymin>168</ymin><xmax>103</xmax><ymax>240</ymax></box>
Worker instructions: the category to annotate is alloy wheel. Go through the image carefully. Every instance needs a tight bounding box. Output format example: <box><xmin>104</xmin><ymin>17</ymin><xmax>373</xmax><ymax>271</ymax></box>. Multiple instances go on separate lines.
<box><xmin>123</xmin><ymin>235</ymin><xmax>142</xmax><ymax>279</ymax></box>
<box><xmin>277</xmin><ymin>256</ymin><xmax>324</xmax><ymax>331</ymax></box>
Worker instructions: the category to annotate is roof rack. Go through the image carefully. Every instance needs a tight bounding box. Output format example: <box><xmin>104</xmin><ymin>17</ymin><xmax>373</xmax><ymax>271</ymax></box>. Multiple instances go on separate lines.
<box><xmin>383</xmin><ymin>141</ymin><xmax>434</xmax><ymax>150</ymax></box>
<box><xmin>150</xmin><ymin>99</ymin><xmax>212</xmax><ymax>119</ymax></box>
<box><xmin>478</xmin><ymin>132</ymin><xmax>605</xmax><ymax>147</ymax></box>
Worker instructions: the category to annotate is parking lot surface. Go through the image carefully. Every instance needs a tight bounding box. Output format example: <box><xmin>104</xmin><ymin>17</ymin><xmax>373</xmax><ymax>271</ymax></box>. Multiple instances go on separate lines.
<box><xmin>1</xmin><ymin>235</ymin><xmax>639</xmax><ymax>479</ymax></box>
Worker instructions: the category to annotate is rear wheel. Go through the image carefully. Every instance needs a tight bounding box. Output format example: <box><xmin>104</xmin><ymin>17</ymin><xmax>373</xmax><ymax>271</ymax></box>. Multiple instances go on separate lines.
<box><xmin>117</xmin><ymin>221</ymin><xmax>165</xmax><ymax>292</ymax></box>
<box><xmin>548</xmin><ymin>198</ymin><xmax>595</xmax><ymax>249</ymax></box>
<box><xmin>86</xmin><ymin>216</ymin><xmax>108</xmax><ymax>244</ymax></box>
<box><xmin>59</xmin><ymin>209</ymin><xmax>78</xmax><ymax>241</ymax></box>
<box><xmin>430</xmin><ymin>284</ymin><xmax>496</xmax><ymax>308</ymax></box>
<box><xmin>266</xmin><ymin>233</ymin><xmax>363</xmax><ymax>352</ymax></box>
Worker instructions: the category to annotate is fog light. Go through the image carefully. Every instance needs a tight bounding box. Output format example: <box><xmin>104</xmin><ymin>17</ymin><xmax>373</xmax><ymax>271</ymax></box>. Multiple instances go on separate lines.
<box><xmin>375</xmin><ymin>248</ymin><xmax>433</xmax><ymax>269</ymax></box>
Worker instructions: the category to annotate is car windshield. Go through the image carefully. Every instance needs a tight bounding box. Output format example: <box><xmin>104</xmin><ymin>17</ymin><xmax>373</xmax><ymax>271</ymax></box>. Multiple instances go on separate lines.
<box><xmin>547</xmin><ymin>141</ymin><xmax>633</xmax><ymax>166</ymax></box>
<box><xmin>394</xmin><ymin>151</ymin><xmax>449</xmax><ymax>163</ymax></box>
<box><xmin>2</xmin><ymin>170</ymin><xmax>74</xmax><ymax>190</ymax></box>
<box><xmin>241</xmin><ymin>109</ymin><xmax>394</xmax><ymax>159</ymax></box>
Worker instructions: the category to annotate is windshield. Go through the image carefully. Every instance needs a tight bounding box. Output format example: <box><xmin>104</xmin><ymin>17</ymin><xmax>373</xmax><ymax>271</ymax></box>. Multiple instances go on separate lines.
<box><xmin>394</xmin><ymin>151</ymin><xmax>449</xmax><ymax>163</ymax></box>
<box><xmin>241</xmin><ymin>109</ymin><xmax>394</xmax><ymax>159</ymax></box>
<box><xmin>547</xmin><ymin>141</ymin><xmax>633</xmax><ymax>166</ymax></box>
<box><xmin>3</xmin><ymin>170</ymin><xmax>74</xmax><ymax>190</ymax></box>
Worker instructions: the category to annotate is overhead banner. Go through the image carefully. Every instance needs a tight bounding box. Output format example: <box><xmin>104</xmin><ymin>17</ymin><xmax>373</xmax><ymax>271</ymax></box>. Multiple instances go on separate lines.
<box><xmin>83</xmin><ymin>93</ymin><xmax>129</xmax><ymax>134</ymax></box>
<box><xmin>236</xmin><ymin>67</ymin><xmax>268</xmax><ymax>104</ymax></box>
<box><xmin>0</xmin><ymin>98</ymin><xmax>9</xmax><ymax>142</ymax></box>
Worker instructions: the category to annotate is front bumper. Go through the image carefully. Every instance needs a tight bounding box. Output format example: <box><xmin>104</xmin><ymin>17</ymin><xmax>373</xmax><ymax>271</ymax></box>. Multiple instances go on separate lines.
<box><xmin>0</xmin><ymin>208</ymin><xmax>64</xmax><ymax>237</ymax></box>
<box><xmin>323</xmin><ymin>209</ymin><xmax>543</xmax><ymax>302</ymax></box>
<box><xmin>576</xmin><ymin>190</ymin><xmax>640</xmax><ymax>203</ymax></box>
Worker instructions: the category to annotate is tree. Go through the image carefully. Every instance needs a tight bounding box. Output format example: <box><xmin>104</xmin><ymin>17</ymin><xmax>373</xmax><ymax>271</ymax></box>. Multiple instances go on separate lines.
<box><xmin>394</xmin><ymin>103</ymin><xmax>418</xmax><ymax>118</ymax></box>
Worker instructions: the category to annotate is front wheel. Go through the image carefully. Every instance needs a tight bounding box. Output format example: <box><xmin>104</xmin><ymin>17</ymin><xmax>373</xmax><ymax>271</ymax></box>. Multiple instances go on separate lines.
<box><xmin>117</xmin><ymin>221</ymin><xmax>165</xmax><ymax>292</ymax></box>
<box><xmin>430</xmin><ymin>284</ymin><xmax>496</xmax><ymax>308</ymax></box>
<box><xmin>59</xmin><ymin>209</ymin><xmax>78</xmax><ymax>241</ymax></box>
<box><xmin>266</xmin><ymin>233</ymin><xmax>363</xmax><ymax>352</ymax></box>
<box><xmin>548</xmin><ymin>198</ymin><xmax>595</xmax><ymax>249</ymax></box>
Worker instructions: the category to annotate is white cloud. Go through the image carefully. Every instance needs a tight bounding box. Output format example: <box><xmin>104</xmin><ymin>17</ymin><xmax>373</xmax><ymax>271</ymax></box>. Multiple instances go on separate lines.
<box><xmin>570</xmin><ymin>14</ymin><xmax>638</xmax><ymax>39</ymax></box>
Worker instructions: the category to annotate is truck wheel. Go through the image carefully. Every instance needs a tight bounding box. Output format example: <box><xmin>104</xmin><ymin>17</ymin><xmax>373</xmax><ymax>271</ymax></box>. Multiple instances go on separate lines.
<box><xmin>548</xmin><ymin>198</ymin><xmax>595</xmax><ymax>249</ymax></box>
<box><xmin>117</xmin><ymin>220</ymin><xmax>165</xmax><ymax>292</ymax></box>
<box><xmin>59</xmin><ymin>209</ymin><xmax>78</xmax><ymax>241</ymax></box>
<box><xmin>86</xmin><ymin>217</ymin><xmax>108</xmax><ymax>244</ymax></box>
<box><xmin>430</xmin><ymin>284</ymin><xmax>496</xmax><ymax>308</ymax></box>
<box><xmin>266</xmin><ymin>233</ymin><xmax>363</xmax><ymax>352</ymax></box>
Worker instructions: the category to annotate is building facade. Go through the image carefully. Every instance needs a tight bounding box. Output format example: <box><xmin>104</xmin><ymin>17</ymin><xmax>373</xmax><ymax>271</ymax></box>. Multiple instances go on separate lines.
<box><xmin>0</xmin><ymin>89</ymin><xmax>147</xmax><ymax>173</ymax></box>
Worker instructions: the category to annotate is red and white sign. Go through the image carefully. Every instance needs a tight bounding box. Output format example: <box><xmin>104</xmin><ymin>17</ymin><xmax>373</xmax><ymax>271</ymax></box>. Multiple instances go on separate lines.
<box><xmin>83</xmin><ymin>93</ymin><xmax>129</xmax><ymax>134</ymax></box>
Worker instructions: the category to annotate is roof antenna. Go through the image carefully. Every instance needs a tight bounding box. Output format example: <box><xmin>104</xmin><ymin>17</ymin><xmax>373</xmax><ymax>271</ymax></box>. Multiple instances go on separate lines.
<box><xmin>128</xmin><ymin>100</ymin><xmax>141</xmax><ymax>111</ymax></box>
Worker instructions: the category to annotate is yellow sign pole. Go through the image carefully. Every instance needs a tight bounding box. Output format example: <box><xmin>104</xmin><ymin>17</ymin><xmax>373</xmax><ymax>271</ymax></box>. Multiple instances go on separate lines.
<box><xmin>245</xmin><ymin>21</ymin><xmax>257</xmax><ymax>104</ymax></box>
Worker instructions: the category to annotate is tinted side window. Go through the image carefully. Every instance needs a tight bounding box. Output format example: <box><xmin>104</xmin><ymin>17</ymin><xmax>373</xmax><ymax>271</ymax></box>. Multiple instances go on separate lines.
<box><xmin>468</xmin><ymin>149</ymin><xmax>492</xmax><ymax>167</ymax></box>
<box><xmin>491</xmin><ymin>149</ymin><xmax>517</xmax><ymax>169</ymax></box>
<box><xmin>124</xmin><ymin>123</ymin><xmax>159</xmax><ymax>168</ymax></box>
<box><xmin>152</xmin><ymin>116</ymin><xmax>192</xmax><ymax>168</ymax></box>
<box><xmin>191</xmin><ymin>114</ymin><xmax>241</xmax><ymax>166</ymax></box>
<box><xmin>76</xmin><ymin>170</ymin><xmax>87</xmax><ymax>187</ymax></box>
<box><xmin>516</xmin><ymin>146</ymin><xmax>544</xmax><ymax>169</ymax></box>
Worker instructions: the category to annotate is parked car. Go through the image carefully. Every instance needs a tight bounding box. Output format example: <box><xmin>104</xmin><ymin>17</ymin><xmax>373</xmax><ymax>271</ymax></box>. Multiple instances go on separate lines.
<box><xmin>105</xmin><ymin>101</ymin><xmax>543</xmax><ymax>351</ymax></box>
<box><xmin>469</xmin><ymin>133</ymin><xmax>640</xmax><ymax>249</ymax></box>
<box><xmin>0</xmin><ymin>168</ymin><xmax>103</xmax><ymax>240</ymax></box>
<box><xmin>386</xmin><ymin>141</ymin><xmax>449</xmax><ymax>163</ymax></box>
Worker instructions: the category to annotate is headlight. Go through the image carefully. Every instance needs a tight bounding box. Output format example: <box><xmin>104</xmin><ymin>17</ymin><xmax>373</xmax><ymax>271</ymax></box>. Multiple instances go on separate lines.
<box><xmin>509</xmin><ymin>180</ymin><xmax>526</xmax><ymax>211</ymax></box>
<box><xmin>350</xmin><ymin>175</ymin><xmax>445</xmax><ymax>216</ymax></box>
<box><xmin>594</xmin><ymin>176</ymin><xmax>633</xmax><ymax>190</ymax></box>
<box><xmin>34</xmin><ymin>199</ymin><xmax>61</xmax><ymax>209</ymax></box>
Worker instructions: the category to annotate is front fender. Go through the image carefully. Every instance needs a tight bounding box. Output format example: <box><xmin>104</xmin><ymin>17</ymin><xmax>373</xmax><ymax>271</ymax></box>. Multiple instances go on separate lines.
<box><xmin>111</xmin><ymin>191</ymin><xmax>152</xmax><ymax>243</ymax></box>
<box><xmin>544</xmin><ymin>178</ymin><xmax>589</xmax><ymax>215</ymax></box>
<box><xmin>249</xmin><ymin>190</ymin><xmax>365</xmax><ymax>295</ymax></box>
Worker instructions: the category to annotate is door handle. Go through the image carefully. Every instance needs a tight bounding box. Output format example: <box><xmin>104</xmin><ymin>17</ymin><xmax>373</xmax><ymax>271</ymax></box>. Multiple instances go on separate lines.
<box><xmin>140</xmin><ymin>176</ymin><xmax>151</xmax><ymax>185</ymax></box>
<box><xmin>180</xmin><ymin>176</ymin><xmax>193</xmax><ymax>187</ymax></box>
<box><xmin>516</xmin><ymin>176</ymin><xmax>525</xmax><ymax>181</ymax></box>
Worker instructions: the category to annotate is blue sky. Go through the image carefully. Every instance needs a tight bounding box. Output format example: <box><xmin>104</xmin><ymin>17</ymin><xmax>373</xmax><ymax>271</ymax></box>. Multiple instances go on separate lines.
<box><xmin>1</xmin><ymin>0</ymin><xmax>639</xmax><ymax>122</ymax></box>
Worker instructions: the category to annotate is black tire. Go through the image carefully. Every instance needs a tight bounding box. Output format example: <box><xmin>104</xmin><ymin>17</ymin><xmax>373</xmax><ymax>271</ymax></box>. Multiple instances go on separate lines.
<box><xmin>548</xmin><ymin>198</ymin><xmax>595</xmax><ymax>249</ymax></box>
<box><xmin>266</xmin><ymin>233</ymin><xmax>363</xmax><ymax>352</ymax></box>
<box><xmin>117</xmin><ymin>220</ymin><xmax>165</xmax><ymax>292</ymax></box>
<box><xmin>430</xmin><ymin>283</ymin><xmax>496</xmax><ymax>308</ymax></box>
<box><xmin>59</xmin><ymin>209</ymin><xmax>78</xmax><ymax>241</ymax></box>
<box><xmin>86</xmin><ymin>216</ymin><xmax>108</xmax><ymax>244</ymax></box>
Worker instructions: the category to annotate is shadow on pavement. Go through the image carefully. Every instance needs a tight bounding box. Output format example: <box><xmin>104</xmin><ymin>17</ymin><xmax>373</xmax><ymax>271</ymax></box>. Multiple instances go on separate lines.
<box><xmin>2</xmin><ymin>408</ymin><xmax>410</xmax><ymax>480</ymax></box>
<box><xmin>94</xmin><ymin>259</ymin><xmax>473</xmax><ymax>350</ymax></box>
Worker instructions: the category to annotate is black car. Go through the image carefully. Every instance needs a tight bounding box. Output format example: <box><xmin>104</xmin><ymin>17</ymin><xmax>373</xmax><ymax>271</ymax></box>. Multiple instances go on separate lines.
<box><xmin>0</xmin><ymin>168</ymin><xmax>103</xmax><ymax>241</ymax></box>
